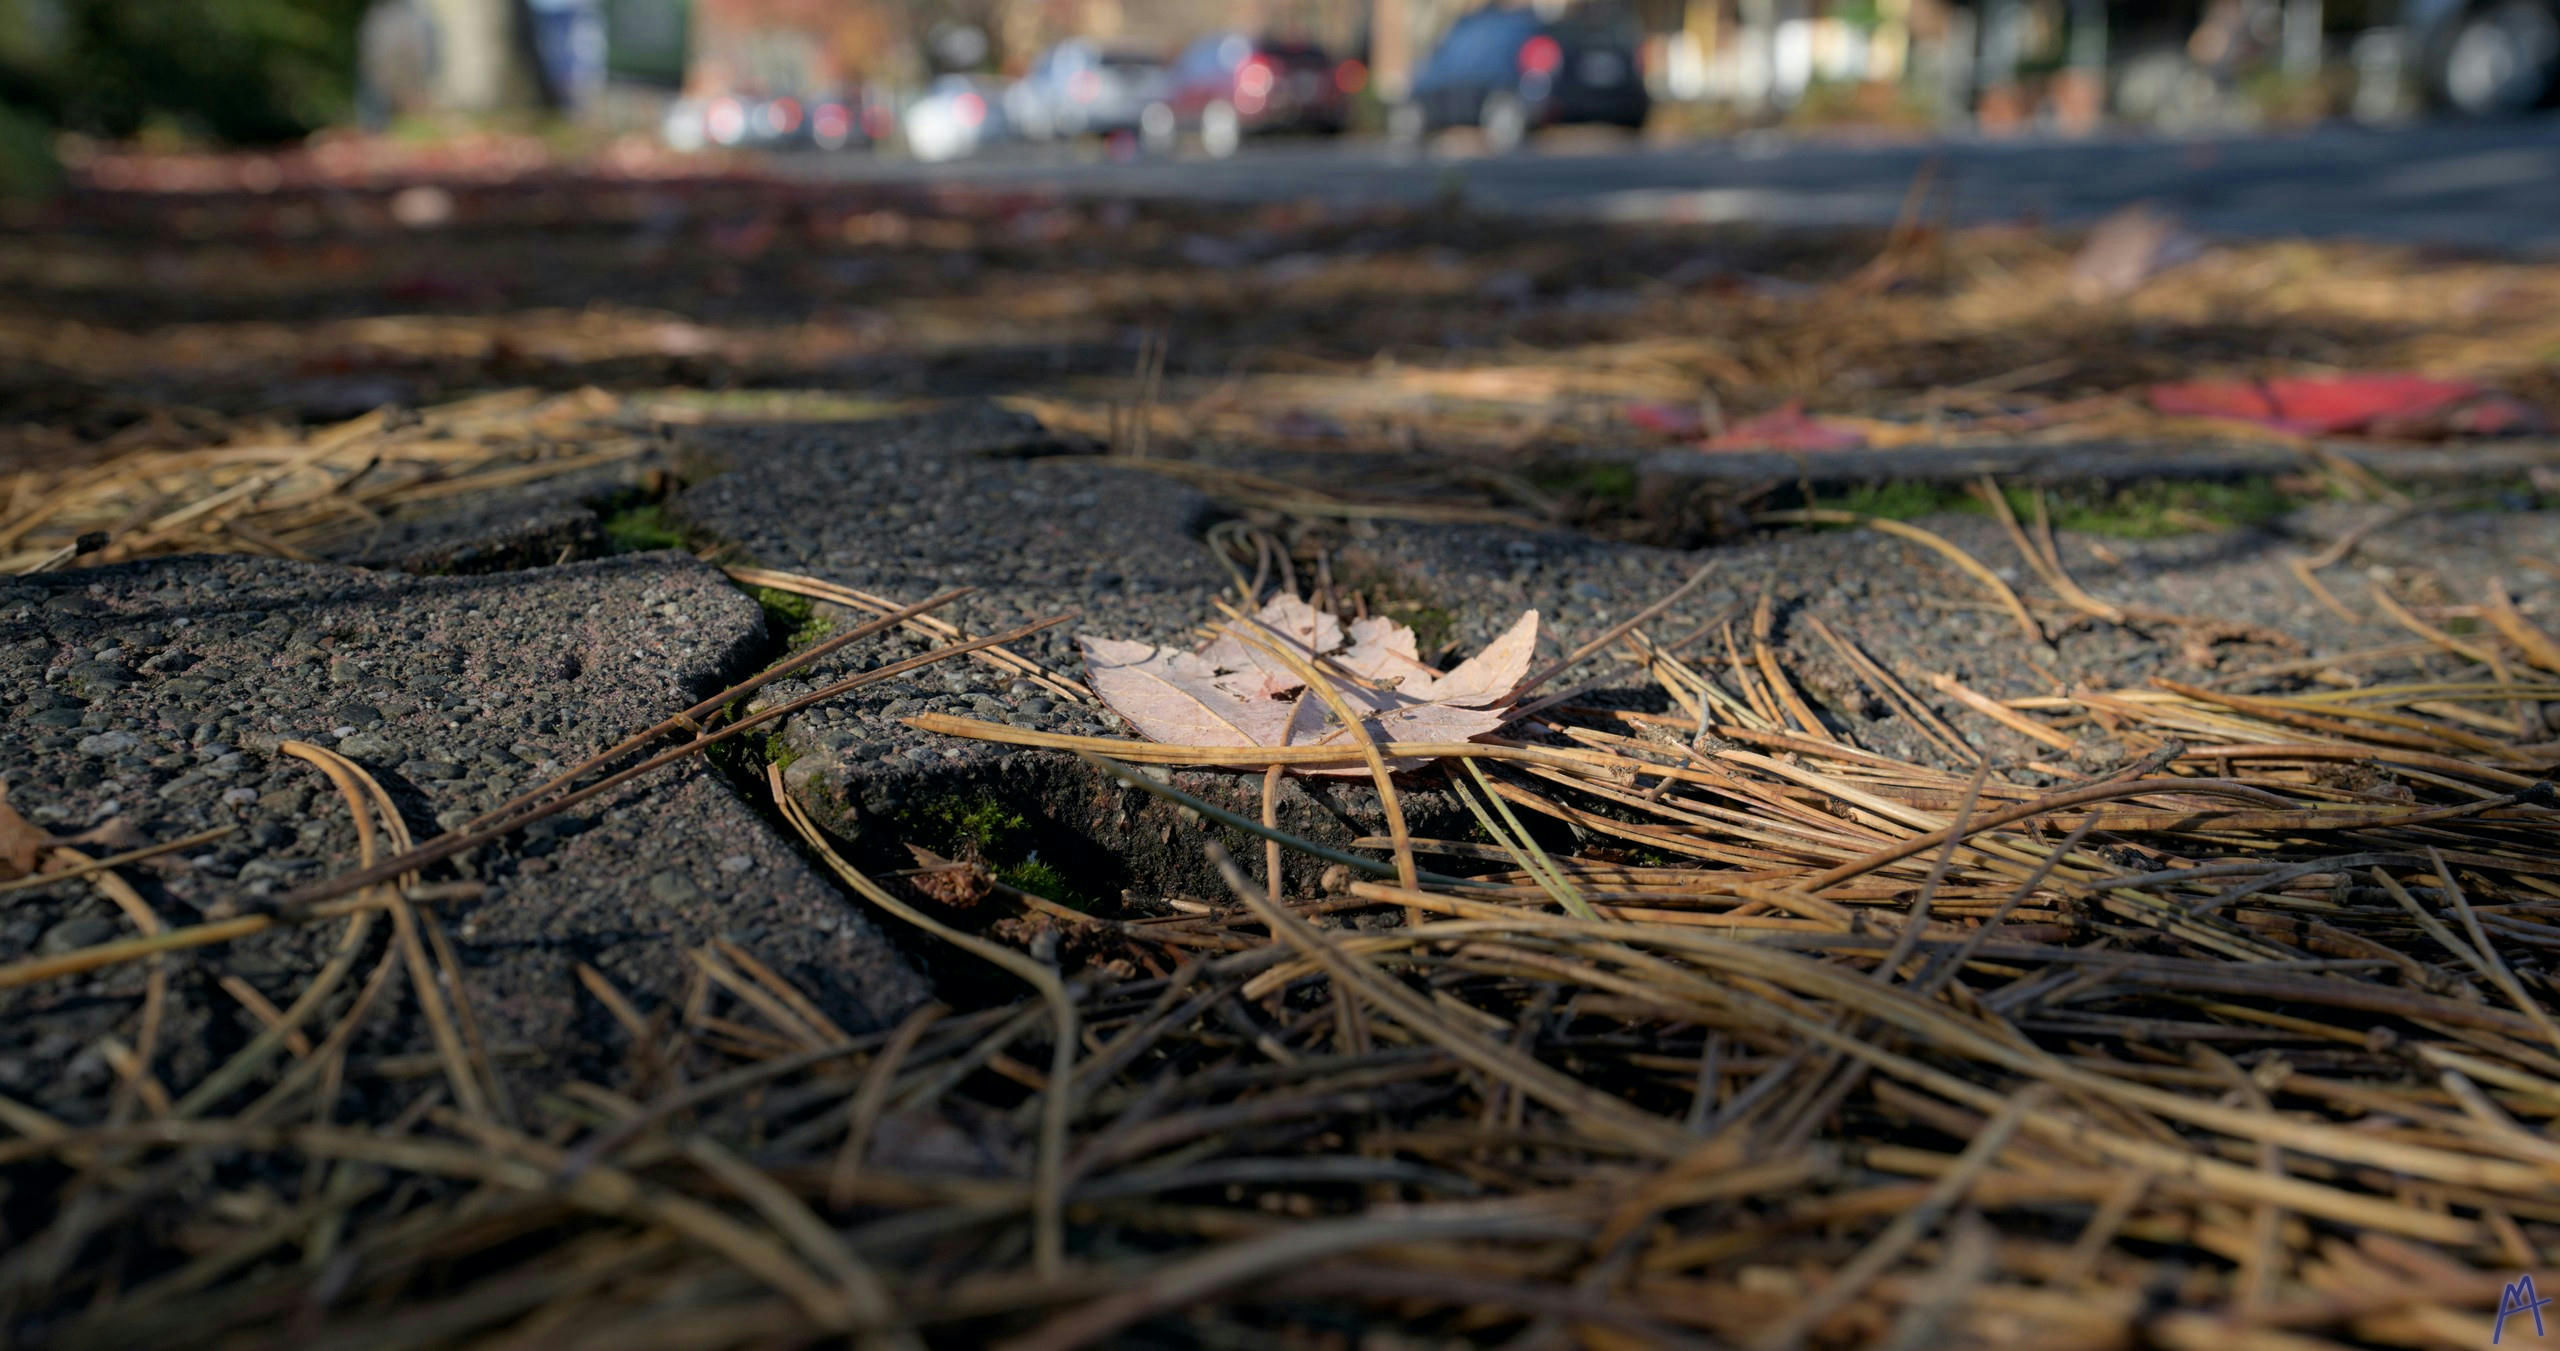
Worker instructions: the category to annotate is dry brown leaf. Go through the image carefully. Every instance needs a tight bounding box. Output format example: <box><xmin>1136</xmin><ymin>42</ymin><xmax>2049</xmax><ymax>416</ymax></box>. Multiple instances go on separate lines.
<box><xmin>0</xmin><ymin>792</ymin><xmax>145</xmax><ymax>882</ymax></box>
<box><xmin>1077</xmin><ymin>595</ymin><xmax>1538</xmax><ymax>774</ymax></box>
<box><xmin>0</xmin><ymin>792</ymin><xmax>49</xmax><ymax>881</ymax></box>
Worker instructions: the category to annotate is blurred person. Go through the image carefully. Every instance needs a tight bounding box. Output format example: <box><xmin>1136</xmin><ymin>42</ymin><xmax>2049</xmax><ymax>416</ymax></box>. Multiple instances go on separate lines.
<box><xmin>357</xmin><ymin>0</ymin><xmax>441</xmax><ymax>129</ymax></box>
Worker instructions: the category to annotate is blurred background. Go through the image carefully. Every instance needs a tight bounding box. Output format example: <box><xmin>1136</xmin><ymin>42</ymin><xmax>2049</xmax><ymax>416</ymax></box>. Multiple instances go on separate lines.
<box><xmin>0</xmin><ymin>0</ymin><xmax>2553</xmax><ymax>185</ymax></box>
<box><xmin>3</xmin><ymin>0</ymin><xmax>2557</xmax><ymax>480</ymax></box>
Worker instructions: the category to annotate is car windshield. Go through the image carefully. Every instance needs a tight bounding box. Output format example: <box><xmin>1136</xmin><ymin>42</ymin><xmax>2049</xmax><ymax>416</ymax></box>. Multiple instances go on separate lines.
<box><xmin>1426</xmin><ymin>10</ymin><xmax>1539</xmax><ymax>74</ymax></box>
<box><xmin>1172</xmin><ymin>35</ymin><xmax>1245</xmax><ymax>78</ymax></box>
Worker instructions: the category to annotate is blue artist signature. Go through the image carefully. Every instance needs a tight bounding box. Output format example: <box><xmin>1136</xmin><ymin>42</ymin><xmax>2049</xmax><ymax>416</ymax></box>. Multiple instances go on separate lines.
<box><xmin>2497</xmin><ymin>1275</ymin><xmax>2555</xmax><ymax>1344</ymax></box>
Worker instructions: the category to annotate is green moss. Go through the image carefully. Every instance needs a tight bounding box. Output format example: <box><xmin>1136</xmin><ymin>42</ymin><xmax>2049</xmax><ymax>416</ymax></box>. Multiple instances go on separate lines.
<box><xmin>995</xmin><ymin>857</ymin><xmax>1101</xmax><ymax>910</ymax></box>
<box><xmin>1811</xmin><ymin>481</ymin><xmax>1981</xmax><ymax>521</ymax></box>
<box><xmin>1803</xmin><ymin>477</ymin><xmax>2299</xmax><ymax>537</ymax></box>
<box><xmin>601</xmin><ymin>502</ymin><xmax>690</xmax><ymax>553</ymax></box>
<box><xmin>747</xmin><ymin>585</ymin><xmax>832</xmax><ymax>649</ymax></box>
<box><xmin>1384</xmin><ymin>603</ymin><xmax>1458</xmax><ymax>655</ymax></box>
<box><xmin>904</xmin><ymin>794</ymin><xmax>1027</xmax><ymax>855</ymax></box>
<box><xmin>1531</xmin><ymin>462</ymin><xmax>1638</xmax><ymax>503</ymax></box>
<box><xmin>2039</xmin><ymin>479</ymin><xmax>2294</xmax><ymax>538</ymax></box>
<box><xmin>898</xmin><ymin>796</ymin><xmax>1103</xmax><ymax>908</ymax></box>
<box><xmin>647</xmin><ymin>389</ymin><xmax>910</xmax><ymax>423</ymax></box>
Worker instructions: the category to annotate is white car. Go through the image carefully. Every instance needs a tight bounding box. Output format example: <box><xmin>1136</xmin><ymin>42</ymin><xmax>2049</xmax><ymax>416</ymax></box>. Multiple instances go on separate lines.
<box><xmin>1004</xmin><ymin>40</ymin><xmax>1167</xmax><ymax>139</ymax></box>
<box><xmin>904</xmin><ymin>76</ymin><xmax>1011</xmax><ymax>162</ymax></box>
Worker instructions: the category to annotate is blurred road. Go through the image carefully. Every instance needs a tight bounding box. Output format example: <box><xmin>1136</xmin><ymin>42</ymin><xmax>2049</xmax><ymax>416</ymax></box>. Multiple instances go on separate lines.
<box><xmin>798</xmin><ymin>114</ymin><xmax>2560</xmax><ymax>251</ymax></box>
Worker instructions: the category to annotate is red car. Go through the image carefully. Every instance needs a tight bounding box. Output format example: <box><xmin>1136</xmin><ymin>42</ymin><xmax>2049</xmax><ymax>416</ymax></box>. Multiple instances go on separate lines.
<box><xmin>1144</xmin><ymin>34</ymin><xmax>1359</xmax><ymax>158</ymax></box>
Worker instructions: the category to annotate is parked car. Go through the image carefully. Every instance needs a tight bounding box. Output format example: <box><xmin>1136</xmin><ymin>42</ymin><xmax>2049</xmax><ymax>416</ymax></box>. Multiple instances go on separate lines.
<box><xmin>1006</xmin><ymin>40</ymin><xmax>1168</xmax><ymax>139</ymax></box>
<box><xmin>663</xmin><ymin>91</ymin><xmax>884</xmax><ymax>152</ymax></box>
<box><xmin>904</xmin><ymin>75</ymin><xmax>1012</xmax><ymax>162</ymax></box>
<box><xmin>2404</xmin><ymin>0</ymin><xmax>2560</xmax><ymax>112</ymax></box>
<box><xmin>1400</xmin><ymin>6</ymin><xmax>1649</xmax><ymax>152</ymax></box>
<box><xmin>1146</xmin><ymin>33</ymin><xmax>1354</xmax><ymax>158</ymax></box>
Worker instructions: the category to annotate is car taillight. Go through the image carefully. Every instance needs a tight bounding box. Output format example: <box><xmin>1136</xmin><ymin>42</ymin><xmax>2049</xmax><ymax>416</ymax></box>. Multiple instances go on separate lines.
<box><xmin>1335</xmin><ymin>58</ymin><xmax>1368</xmax><ymax>94</ymax></box>
<box><xmin>767</xmin><ymin>96</ymin><xmax>802</xmax><ymax>133</ymax></box>
<box><xmin>1518</xmin><ymin>35</ymin><xmax>1562</xmax><ymax>76</ymax></box>
<box><xmin>813</xmin><ymin>103</ymin><xmax>852</xmax><ymax>145</ymax></box>
<box><xmin>956</xmin><ymin>92</ymin><xmax>987</xmax><ymax>127</ymax></box>
<box><xmin>706</xmin><ymin>96</ymin><xmax>746</xmax><ymax>144</ymax></box>
<box><xmin>1236</xmin><ymin>56</ymin><xmax>1276</xmax><ymax>99</ymax></box>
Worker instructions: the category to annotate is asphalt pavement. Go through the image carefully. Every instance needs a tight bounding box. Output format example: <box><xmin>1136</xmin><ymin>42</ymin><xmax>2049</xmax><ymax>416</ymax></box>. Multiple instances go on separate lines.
<box><xmin>800</xmin><ymin>113</ymin><xmax>2560</xmax><ymax>252</ymax></box>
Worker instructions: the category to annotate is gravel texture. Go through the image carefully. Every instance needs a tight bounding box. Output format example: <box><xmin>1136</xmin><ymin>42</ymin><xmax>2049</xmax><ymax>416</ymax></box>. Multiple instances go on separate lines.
<box><xmin>663</xmin><ymin>409</ymin><xmax>2560</xmax><ymax>906</ymax></box>
<box><xmin>666</xmin><ymin>406</ymin><xmax>1455</xmax><ymax>903</ymax></box>
<box><xmin>0</xmin><ymin>553</ymin><xmax>928</xmax><ymax>1121</ymax></box>
<box><xmin>20</xmin><ymin>407</ymin><xmax>2558</xmax><ymax>1125</ymax></box>
<box><xmin>309</xmin><ymin>460</ymin><xmax>652</xmax><ymax>576</ymax></box>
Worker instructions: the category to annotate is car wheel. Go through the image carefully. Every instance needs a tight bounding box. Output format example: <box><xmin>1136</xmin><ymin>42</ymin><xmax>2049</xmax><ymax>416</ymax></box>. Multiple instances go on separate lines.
<box><xmin>1201</xmin><ymin>99</ymin><xmax>1242</xmax><ymax>158</ymax></box>
<box><xmin>1140</xmin><ymin>102</ymin><xmax>1177</xmax><ymax>154</ymax></box>
<box><xmin>1480</xmin><ymin>91</ymin><xmax>1528</xmax><ymax>153</ymax></box>
<box><xmin>2443</xmin><ymin>0</ymin><xmax>2560</xmax><ymax>115</ymax></box>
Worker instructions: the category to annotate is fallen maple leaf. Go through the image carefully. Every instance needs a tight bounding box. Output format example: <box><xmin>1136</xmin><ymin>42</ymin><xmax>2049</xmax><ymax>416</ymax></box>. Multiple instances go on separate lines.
<box><xmin>1625</xmin><ymin>401</ymin><xmax>1706</xmax><ymax>436</ymax></box>
<box><xmin>2146</xmin><ymin>374</ymin><xmax>2545</xmax><ymax>438</ymax></box>
<box><xmin>1077</xmin><ymin>595</ymin><xmax>1537</xmax><ymax>774</ymax></box>
<box><xmin>1701</xmin><ymin>402</ymin><xmax>1871</xmax><ymax>452</ymax></box>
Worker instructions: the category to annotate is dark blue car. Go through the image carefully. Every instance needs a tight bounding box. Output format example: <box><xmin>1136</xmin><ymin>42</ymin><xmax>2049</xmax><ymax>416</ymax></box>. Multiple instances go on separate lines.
<box><xmin>1401</xmin><ymin>7</ymin><xmax>1649</xmax><ymax>152</ymax></box>
<box><xmin>2403</xmin><ymin>0</ymin><xmax>2560</xmax><ymax>113</ymax></box>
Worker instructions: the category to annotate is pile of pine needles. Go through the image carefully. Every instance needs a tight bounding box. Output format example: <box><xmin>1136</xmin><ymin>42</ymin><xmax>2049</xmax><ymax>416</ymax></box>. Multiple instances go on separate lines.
<box><xmin>0</xmin><ymin>388</ymin><xmax>659</xmax><ymax>575</ymax></box>
<box><xmin>8</xmin><ymin>523</ymin><xmax>2560</xmax><ymax>1348</ymax></box>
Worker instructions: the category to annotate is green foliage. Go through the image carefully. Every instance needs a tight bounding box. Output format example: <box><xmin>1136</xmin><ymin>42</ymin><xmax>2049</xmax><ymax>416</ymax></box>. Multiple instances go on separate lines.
<box><xmin>0</xmin><ymin>100</ymin><xmax>57</xmax><ymax>198</ymax></box>
<box><xmin>601</xmin><ymin>503</ymin><xmax>689</xmax><ymax>553</ymax></box>
<box><xmin>15</xmin><ymin>0</ymin><xmax>370</xmax><ymax>144</ymax></box>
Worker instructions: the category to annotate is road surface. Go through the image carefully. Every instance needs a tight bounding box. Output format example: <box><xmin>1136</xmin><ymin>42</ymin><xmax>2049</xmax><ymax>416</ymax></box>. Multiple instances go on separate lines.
<box><xmin>797</xmin><ymin>114</ymin><xmax>2560</xmax><ymax>251</ymax></box>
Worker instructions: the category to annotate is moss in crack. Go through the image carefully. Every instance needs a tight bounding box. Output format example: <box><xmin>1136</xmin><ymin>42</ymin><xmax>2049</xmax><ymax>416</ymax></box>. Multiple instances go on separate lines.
<box><xmin>746</xmin><ymin>585</ymin><xmax>833</xmax><ymax>649</ymax></box>
<box><xmin>2036</xmin><ymin>478</ymin><xmax>2295</xmax><ymax>538</ymax></box>
<box><xmin>601</xmin><ymin>501</ymin><xmax>692</xmax><ymax>553</ymax></box>
<box><xmin>896</xmin><ymin>792</ymin><xmax>1027</xmax><ymax>858</ymax></box>
<box><xmin>1383</xmin><ymin>602</ymin><xmax>1458</xmax><ymax>655</ymax></box>
<box><xmin>706</xmin><ymin>723</ymin><xmax>799</xmax><ymax>783</ymax></box>
<box><xmin>1811</xmin><ymin>480</ymin><xmax>1980</xmax><ymax>521</ymax></box>
<box><xmin>1531</xmin><ymin>462</ymin><xmax>1638</xmax><ymax>504</ymax></box>
<box><xmin>995</xmin><ymin>857</ymin><xmax>1103</xmax><ymax>911</ymax></box>
<box><xmin>897</xmin><ymin>793</ymin><xmax>1108</xmax><ymax>910</ymax></box>
<box><xmin>1802</xmin><ymin>476</ymin><xmax>2302</xmax><ymax>536</ymax></box>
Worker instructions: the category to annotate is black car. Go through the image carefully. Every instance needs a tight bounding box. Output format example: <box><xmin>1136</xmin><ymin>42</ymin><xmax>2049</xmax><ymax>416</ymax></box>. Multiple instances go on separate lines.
<box><xmin>1400</xmin><ymin>6</ymin><xmax>1649</xmax><ymax>151</ymax></box>
<box><xmin>2405</xmin><ymin>0</ymin><xmax>2560</xmax><ymax>112</ymax></box>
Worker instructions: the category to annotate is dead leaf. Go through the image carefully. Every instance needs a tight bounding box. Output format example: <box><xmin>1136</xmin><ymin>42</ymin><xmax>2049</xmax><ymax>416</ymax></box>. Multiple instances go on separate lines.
<box><xmin>2071</xmin><ymin>203</ymin><xmax>2205</xmax><ymax>301</ymax></box>
<box><xmin>1701</xmin><ymin>402</ymin><xmax>1870</xmax><ymax>452</ymax></box>
<box><xmin>0</xmin><ymin>793</ymin><xmax>148</xmax><ymax>881</ymax></box>
<box><xmin>1078</xmin><ymin>596</ymin><xmax>1538</xmax><ymax>774</ymax></box>
<box><xmin>0</xmin><ymin>792</ymin><xmax>49</xmax><ymax>880</ymax></box>
<box><xmin>2146</xmin><ymin>374</ymin><xmax>2545</xmax><ymax>439</ymax></box>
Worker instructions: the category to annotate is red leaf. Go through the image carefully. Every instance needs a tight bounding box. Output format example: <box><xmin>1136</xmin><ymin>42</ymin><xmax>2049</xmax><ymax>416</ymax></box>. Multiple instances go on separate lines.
<box><xmin>2145</xmin><ymin>374</ymin><xmax>2539</xmax><ymax>437</ymax></box>
<box><xmin>1625</xmin><ymin>401</ymin><xmax>1704</xmax><ymax>436</ymax></box>
<box><xmin>1702</xmin><ymin>402</ymin><xmax>1868</xmax><ymax>452</ymax></box>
